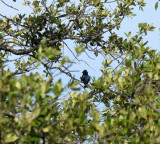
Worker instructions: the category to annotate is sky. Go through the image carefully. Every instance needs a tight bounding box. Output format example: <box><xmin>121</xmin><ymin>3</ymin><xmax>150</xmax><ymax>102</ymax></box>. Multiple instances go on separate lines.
<box><xmin>0</xmin><ymin>0</ymin><xmax>160</xmax><ymax>88</ymax></box>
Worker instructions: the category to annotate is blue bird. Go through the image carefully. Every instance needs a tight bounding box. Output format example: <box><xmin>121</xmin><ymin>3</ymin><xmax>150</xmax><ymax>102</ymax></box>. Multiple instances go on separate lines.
<box><xmin>80</xmin><ymin>70</ymin><xmax>90</xmax><ymax>88</ymax></box>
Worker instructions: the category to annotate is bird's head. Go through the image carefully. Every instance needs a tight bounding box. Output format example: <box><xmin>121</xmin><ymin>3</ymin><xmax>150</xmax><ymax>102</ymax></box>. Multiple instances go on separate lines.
<box><xmin>82</xmin><ymin>70</ymin><xmax>88</xmax><ymax>75</ymax></box>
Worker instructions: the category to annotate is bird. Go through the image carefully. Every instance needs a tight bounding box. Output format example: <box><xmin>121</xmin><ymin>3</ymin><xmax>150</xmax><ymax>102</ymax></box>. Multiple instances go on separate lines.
<box><xmin>80</xmin><ymin>70</ymin><xmax>90</xmax><ymax>88</ymax></box>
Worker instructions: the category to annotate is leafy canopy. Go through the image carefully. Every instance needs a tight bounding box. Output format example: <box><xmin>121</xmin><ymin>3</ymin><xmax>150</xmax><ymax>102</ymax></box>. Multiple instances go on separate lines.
<box><xmin>0</xmin><ymin>0</ymin><xmax>160</xmax><ymax>143</ymax></box>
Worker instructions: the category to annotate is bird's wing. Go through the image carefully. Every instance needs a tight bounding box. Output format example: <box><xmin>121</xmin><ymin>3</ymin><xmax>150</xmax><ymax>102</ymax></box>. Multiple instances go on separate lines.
<box><xmin>84</xmin><ymin>75</ymin><xmax>90</xmax><ymax>84</ymax></box>
<box><xmin>81</xmin><ymin>75</ymin><xmax>85</xmax><ymax>82</ymax></box>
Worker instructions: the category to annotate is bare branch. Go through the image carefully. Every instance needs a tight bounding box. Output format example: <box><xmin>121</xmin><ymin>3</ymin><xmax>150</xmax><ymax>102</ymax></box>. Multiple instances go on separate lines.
<box><xmin>54</xmin><ymin>66</ymin><xmax>84</xmax><ymax>88</ymax></box>
<box><xmin>84</xmin><ymin>50</ymin><xmax>95</xmax><ymax>60</ymax></box>
<box><xmin>0</xmin><ymin>0</ymin><xmax>19</xmax><ymax>11</ymax></box>
<box><xmin>63</xmin><ymin>41</ymin><xmax>95</xmax><ymax>70</ymax></box>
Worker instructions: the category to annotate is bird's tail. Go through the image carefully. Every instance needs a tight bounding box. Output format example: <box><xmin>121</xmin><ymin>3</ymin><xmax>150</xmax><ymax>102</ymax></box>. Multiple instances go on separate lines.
<box><xmin>84</xmin><ymin>84</ymin><xmax>88</xmax><ymax>88</ymax></box>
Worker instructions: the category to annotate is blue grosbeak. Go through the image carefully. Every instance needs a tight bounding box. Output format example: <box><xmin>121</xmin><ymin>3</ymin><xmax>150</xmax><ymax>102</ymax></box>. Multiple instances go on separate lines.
<box><xmin>80</xmin><ymin>70</ymin><xmax>90</xmax><ymax>88</ymax></box>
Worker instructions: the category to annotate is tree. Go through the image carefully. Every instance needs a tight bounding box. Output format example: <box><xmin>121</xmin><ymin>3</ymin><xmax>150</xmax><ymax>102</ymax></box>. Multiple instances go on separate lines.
<box><xmin>0</xmin><ymin>0</ymin><xmax>160</xmax><ymax>143</ymax></box>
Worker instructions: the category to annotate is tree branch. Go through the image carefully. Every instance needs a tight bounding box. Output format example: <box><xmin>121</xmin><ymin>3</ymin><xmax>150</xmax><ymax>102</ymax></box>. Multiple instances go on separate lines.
<box><xmin>0</xmin><ymin>45</ymin><xmax>36</xmax><ymax>55</ymax></box>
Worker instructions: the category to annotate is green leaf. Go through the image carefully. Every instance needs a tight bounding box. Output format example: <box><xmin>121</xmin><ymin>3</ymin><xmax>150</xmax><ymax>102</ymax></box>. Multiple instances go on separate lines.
<box><xmin>13</xmin><ymin>15</ymin><xmax>17</xmax><ymax>21</ymax></box>
<box><xmin>125</xmin><ymin>58</ymin><xmax>132</xmax><ymax>67</ymax></box>
<box><xmin>5</xmin><ymin>133</ymin><xmax>19</xmax><ymax>143</ymax></box>
<box><xmin>32</xmin><ymin>1</ymin><xmax>39</xmax><ymax>7</ymax></box>
<box><xmin>60</xmin><ymin>56</ymin><xmax>70</xmax><ymax>66</ymax></box>
<box><xmin>68</xmin><ymin>80</ymin><xmax>79</xmax><ymax>88</ymax></box>
<box><xmin>42</xmin><ymin>127</ymin><xmax>50</xmax><ymax>133</ymax></box>
<box><xmin>147</xmin><ymin>72</ymin><xmax>153</xmax><ymax>78</ymax></box>
<box><xmin>155</xmin><ymin>2</ymin><xmax>158</xmax><ymax>10</ymax></box>
<box><xmin>128</xmin><ymin>32</ymin><xmax>131</xmax><ymax>37</ymax></box>
<box><xmin>75</xmin><ymin>44</ymin><xmax>84</xmax><ymax>54</ymax></box>
<box><xmin>41</xmin><ymin>82</ymin><xmax>46</xmax><ymax>96</ymax></box>
<box><xmin>15</xmin><ymin>81</ymin><xmax>21</xmax><ymax>90</ymax></box>
<box><xmin>53</xmin><ymin>80</ymin><xmax>63</xmax><ymax>96</ymax></box>
<box><xmin>71</xmin><ymin>87</ymin><xmax>81</xmax><ymax>91</ymax></box>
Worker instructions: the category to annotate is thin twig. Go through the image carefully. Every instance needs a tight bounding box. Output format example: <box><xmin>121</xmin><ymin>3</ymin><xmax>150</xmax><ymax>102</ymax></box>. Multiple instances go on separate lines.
<box><xmin>0</xmin><ymin>0</ymin><xmax>19</xmax><ymax>11</ymax></box>
<box><xmin>84</xmin><ymin>50</ymin><xmax>95</xmax><ymax>60</ymax></box>
<box><xmin>63</xmin><ymin>41</ymin><xmax>95</xmax><ymax>70</ymax></box>
<box><xmin>148</xmin><ymin>102</ymin><xmax>160</xmax><ymax>115</ymax></box>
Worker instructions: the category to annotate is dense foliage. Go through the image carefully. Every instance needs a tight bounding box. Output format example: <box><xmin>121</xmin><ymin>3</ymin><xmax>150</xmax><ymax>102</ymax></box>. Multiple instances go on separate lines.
<box><xmin>0</xmin><ymin>0</ymin><xmax>160</xmax><ymax>143</ymax></box>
